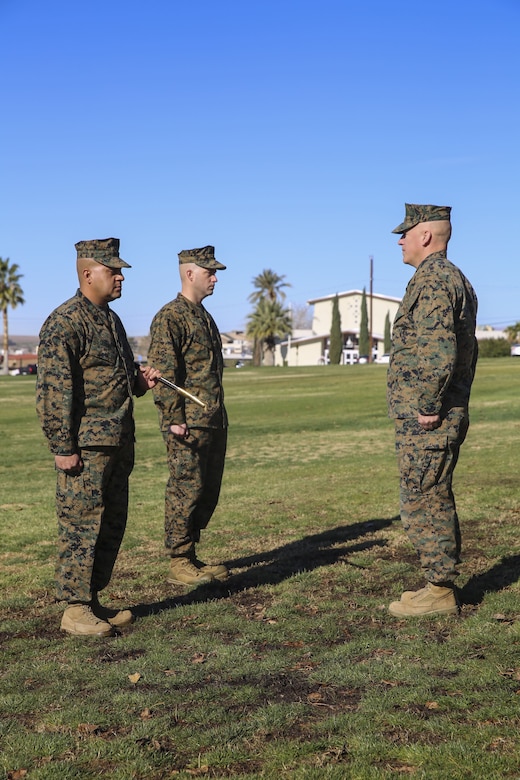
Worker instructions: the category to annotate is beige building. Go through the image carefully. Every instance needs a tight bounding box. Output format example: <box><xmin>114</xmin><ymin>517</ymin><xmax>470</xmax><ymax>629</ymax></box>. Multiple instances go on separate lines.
<box><xmin>274</xmin><ymin>290</ymin><xmax>402</xmax><ymax>367</ymax></box>
<box><xmin>221</xmin><ymin>330</ymin><xmax>253</xmax><ymax>365</ymax></box>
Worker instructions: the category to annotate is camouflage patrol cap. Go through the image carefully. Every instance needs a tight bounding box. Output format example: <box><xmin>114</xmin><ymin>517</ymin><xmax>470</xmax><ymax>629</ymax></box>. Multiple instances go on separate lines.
<box><xmin>75</xmin><ymin>237</ymin><xmax>131</xmax><ymax>269</ymax></box>
<box><xmin>392</xmin><ymin>203</ymin><xmax>452</xmax><ymax>234</ymax></box>
<box><xmin>178</xmin><ymin>245</ymin><xmax>226</xmax><ymax>270</ymax></box>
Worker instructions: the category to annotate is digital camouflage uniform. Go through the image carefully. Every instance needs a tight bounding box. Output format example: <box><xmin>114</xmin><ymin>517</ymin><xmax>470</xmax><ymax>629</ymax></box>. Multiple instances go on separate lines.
<box><xmin>148</xmin><ymin>289</ymin><xmax>228</xmax><ymax>559</ymax></box>
<box><xmin>36</xmin><ymin>285</ymin><xmax>145</xmax><ymax>603</ymax></box>
<box><xmin>387</xmin><ymin>246</ymin><xmax>478</xmax><ymax>584</ymax></box>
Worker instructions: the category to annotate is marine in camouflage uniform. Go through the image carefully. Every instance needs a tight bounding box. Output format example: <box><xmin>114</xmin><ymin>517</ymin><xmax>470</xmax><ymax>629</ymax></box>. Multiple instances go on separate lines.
<box><xmin>386</xmin><ymin>204</ymin><xmax>478</xmax><ymax>617</ymax></box>
<box><xmin>148</xmin><ymin>245</ymin><xmax>229</xmax><ymax>587</ymax></box>
<box><xmin>36</xmin><ymin>238</ymin><xmax>159</xmax><ymax>636</ymax></box>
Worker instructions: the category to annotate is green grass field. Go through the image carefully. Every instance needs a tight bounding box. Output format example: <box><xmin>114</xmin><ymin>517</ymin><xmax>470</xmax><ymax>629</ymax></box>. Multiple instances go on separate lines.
<box><xmin>1</xmin><ymin>360</ymin><xmax>519</xmax><ymax>779</ymax></box>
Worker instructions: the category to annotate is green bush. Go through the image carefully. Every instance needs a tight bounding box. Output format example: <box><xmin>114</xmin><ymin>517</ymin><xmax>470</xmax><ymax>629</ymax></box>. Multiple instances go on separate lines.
<box><xmin>477</xmin><ymin>338</ymin><xmax>510</xmax><ymax>357</ymax></box>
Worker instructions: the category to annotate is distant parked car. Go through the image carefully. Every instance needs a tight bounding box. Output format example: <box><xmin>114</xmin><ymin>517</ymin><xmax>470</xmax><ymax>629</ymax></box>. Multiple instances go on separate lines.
<box><xmin>17</xmin><ymin>364</ymin><xmax>38</xmax><ymax>375</ymax></box>
<box><xmin>375</xmin><ymin>354</ymin><xmax>390</xmax><ymax>364</ymax></box>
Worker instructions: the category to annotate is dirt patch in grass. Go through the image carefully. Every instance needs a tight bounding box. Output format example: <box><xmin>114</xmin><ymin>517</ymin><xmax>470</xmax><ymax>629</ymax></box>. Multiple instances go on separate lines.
<box><xmin>95</xmin><ymin>647</ymin><xmax>148</xmax><ymax>663</ymax></box>
<box><xmin>382</xmin><ymin>725</ymin><xmax>445</xmax><ymax>746</ymax></box>
<box><xmin>231</xmin><ymin>589</ymin><xmax>275</xmax><ymax>620</ymax></box>
<box><xmin>259</xmin><ymin>672</ymin><xmax>362</xmax><ymax>711</ymax></box>
<box><xmin>175</xmin><ymin>668</ymin><xmax>363</xmax><ymax>715</ymax></box>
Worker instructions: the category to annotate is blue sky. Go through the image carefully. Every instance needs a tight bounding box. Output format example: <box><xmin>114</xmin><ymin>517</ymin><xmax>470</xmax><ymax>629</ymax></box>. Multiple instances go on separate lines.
<box><xmin>2</xmin><ymin>0</ymin><xmax>519</xmax><ymax>336</ymax></box>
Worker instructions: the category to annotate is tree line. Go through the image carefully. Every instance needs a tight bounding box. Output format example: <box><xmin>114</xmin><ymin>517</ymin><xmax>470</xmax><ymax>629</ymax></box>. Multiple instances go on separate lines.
<box><xmin>2</xmin><ymin>257</ymin><xmax>520</xmax><ymax>373</ymax></box>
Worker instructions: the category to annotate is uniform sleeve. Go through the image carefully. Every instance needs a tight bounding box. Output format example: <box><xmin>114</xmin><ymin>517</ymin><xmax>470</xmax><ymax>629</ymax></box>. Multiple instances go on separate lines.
<box><xmin>148</xmin><ymin>307</ymin><xmax>186</xmax><ymax>430</ymax></box>
<box><xmin>415</xmin><ymin>282</ymin><xmax>457</xmax><ymax>415</ymax></box>
<box><xmin>36</xmin><ymin>315</ymin><xmax>81</xmax><ymax>455</ymax></box>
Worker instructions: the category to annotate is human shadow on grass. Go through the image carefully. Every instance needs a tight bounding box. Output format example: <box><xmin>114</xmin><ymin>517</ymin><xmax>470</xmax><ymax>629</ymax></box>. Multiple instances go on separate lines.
<box><xmin>459</xmin><ymin>554</ymin><xmax>520</xmax><ymax>606</ymax></box>
<box><xmin>132</xmin><ymin>515</ymin><xmax>399</xmax><ymax>618</ymax></box>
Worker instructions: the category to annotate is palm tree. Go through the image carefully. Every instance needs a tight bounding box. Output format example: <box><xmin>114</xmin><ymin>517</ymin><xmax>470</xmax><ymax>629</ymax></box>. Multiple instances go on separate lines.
<box><xmin>248</xmin><ymin>269</ymin><xmax>292</xmax><ymax>366</ymax></box>
<box><xmin>246</xmin><ymin>298</ymin><xmax>292</xmax><ymax>366</ymax></box>
<box><xmin>0</xmin><ymin>258</ymin><xmax>25</xmax><ymax>375</ymax></box>
<box><xmin>248</xmin><ymin>269</ymin><xmax>291</xmax><ymax>305</ymax></box>
<box><xmin>504</xmin><ymin>322</ymin><xmax>520</xmax><ymax>343</ymax></box>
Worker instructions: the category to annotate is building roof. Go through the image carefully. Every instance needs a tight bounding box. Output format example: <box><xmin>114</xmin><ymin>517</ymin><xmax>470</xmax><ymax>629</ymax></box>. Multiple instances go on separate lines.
<box><xmin>307</xmin><ymin>289</ymin><xmax>402</xmax><ymax>305</ymax></box>
<box><xmin>220</xmin><ymin>330</ymin><xmax>250</xmax><ymax>343</ymax></box>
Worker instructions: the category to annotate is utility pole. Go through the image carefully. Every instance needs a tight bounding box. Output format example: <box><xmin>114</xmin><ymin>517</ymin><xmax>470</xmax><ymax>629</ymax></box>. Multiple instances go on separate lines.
<box><xmin>287</xmin><ymin>302</ymin><xmax>292</xmax><ymax>366</ymax></box>
<box><xmin>369</xmin><ymin>255</ymin><xmax>373</xmax><ymax>363</ymax></box>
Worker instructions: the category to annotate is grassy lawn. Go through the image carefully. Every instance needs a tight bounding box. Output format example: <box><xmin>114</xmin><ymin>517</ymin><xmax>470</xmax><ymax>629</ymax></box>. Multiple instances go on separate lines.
<box><xmin>1</xmin><ymin>359</ymin><xmax>519</xmax><ymax>779</ymax></box>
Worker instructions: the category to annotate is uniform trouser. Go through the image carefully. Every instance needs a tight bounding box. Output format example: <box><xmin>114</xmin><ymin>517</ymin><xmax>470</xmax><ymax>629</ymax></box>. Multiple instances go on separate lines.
<box><xmin>55</xmin><ymin>442</ymin><xmax>135</xmax><ymax>603</ymax></box>
<box><xmin>395</xmin><ymin>408</ymin><xmax>469</xmax><ymax>584</ymax></box>
<box><xmin>164</xmin><ymin>427</ymin><xmax>227</xmax><ymax>558</ymax></box>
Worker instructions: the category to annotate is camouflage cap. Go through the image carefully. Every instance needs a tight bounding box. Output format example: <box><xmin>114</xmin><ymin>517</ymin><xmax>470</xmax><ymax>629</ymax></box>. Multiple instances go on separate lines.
<box><xmin>178</xmin><ymin>245</ymin><xmax>226</xmax><ymax>270</ymax></box>
<box><xmin>392</xmin><ymin>203</ymin><xmax>452</xmax><ymax>234</ymax></box>
<box><xmin>75</xmin><ymin>237</ymin><xmax>131</xmax><ymax>269</ymax></box>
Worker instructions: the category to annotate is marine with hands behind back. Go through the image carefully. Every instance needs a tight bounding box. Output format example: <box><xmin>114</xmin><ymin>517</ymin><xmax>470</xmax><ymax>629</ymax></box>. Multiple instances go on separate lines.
<box><xmin>386</xmin><ymin>204</ymin><xmax>478</xmax><ymax>617</ymax></box>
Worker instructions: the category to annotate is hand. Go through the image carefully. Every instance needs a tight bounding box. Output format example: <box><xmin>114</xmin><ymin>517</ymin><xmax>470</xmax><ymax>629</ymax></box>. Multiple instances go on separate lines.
<box><xmin>138</xmin><ymin>365</ymin><xmax>161</xmax><ymax>391</ymax></box>
<box><xmin>418</xmin><ymin>413</ymin><xmax>441</xmax><ymax>431</ymax></box>
<box><xmin>169</xmin><ymin>423</ymin><xmax>190</xmax><ymax>439</ymax></box>
<box><xmin>55</xmin><ymin>453</ymin><xmax>83</xmax><ymax>475</ymax></box>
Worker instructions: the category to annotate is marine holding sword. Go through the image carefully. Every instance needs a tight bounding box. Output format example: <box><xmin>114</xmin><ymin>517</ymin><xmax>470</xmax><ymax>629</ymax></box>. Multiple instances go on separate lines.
<box><xmin>148</xmin><ymin>245</ymin><xmax>229</xmax><ymax>587</ymax></box>
<box><xmin>36</xmin><ymin>238</ymin><xmax>160</xmax><ymax>636</ymax></box>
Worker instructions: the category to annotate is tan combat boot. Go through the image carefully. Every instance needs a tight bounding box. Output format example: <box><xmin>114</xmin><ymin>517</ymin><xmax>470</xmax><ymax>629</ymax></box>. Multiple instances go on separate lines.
<box><xmin>91</xmin><ymin>593</ymin><xmax>135</xmax><ymax>628</ymax></box>
<box><xmin>167</xmin><ymin>556</ymin><xmax>216</xmax><ymax>586</ymax></box>
<box><xmin>192</xmin><ymin>556</ymin><xmax>229</xmax><ymax>582</ymax></box>
<box><xmin>61</xmin><ymin>603</ymin><xmax>115</xmax><ymax>637</ymax></box>
<box><xmin>388</xmin><ymin>583</ymin><xmax>459</xmax><ymax>617</ymax></box>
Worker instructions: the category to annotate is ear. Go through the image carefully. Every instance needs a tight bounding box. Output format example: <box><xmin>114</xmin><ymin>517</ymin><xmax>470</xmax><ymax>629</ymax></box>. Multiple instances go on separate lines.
<box><xmin>421</xmin><ymin>229</ymin><xmax>433</xmax><ymax>247</ymax></box>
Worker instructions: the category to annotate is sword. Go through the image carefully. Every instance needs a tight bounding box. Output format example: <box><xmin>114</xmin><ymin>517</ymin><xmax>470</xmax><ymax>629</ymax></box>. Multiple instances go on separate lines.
<box><xmin>157</xmin><ymin>376</ymin><xmax>207</xmax><ymax>409</ymax></box>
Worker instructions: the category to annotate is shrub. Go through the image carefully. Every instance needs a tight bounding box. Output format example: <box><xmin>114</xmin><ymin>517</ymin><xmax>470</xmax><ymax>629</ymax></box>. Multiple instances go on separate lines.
<box><xmin>477</xmin><ymin>338</ymin><xmax>510</xmax><ymax>358</ymax></box>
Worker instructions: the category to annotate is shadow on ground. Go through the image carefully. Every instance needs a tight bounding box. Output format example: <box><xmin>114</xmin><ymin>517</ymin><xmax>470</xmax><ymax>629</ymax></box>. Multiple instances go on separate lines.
<box><xmin>132</xmin><ymin>516</ymin><xmax>399</xmax><ymax>618</ymax></box>
<box><xmin>460</xmin><ymin>554</ymin><xmax>520</xmax><ymax>606</ymax></box>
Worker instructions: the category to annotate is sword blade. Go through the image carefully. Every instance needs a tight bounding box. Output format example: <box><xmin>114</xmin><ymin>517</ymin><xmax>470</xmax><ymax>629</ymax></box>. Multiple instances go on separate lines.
<box><xmin>157</xmin><ymin>376</ymin><xmax>207</xmax><ymax>409</ymax></box>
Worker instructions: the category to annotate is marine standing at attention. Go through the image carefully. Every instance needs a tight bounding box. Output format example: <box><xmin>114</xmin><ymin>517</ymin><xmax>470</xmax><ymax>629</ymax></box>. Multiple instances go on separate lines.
<box><xmin>148</xmin><ymin>245</ymin><xmax>229</xmax><ymax>587</ymax></box>
<box><xmin>37</xmin><ymin>238</ymin><xmax>160</xmax><ymax>637</ymax></box>
<box><xmin>386</xmin><ymin>204</ymin><xmax>478</xmax><ymax>617</ymax></box>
